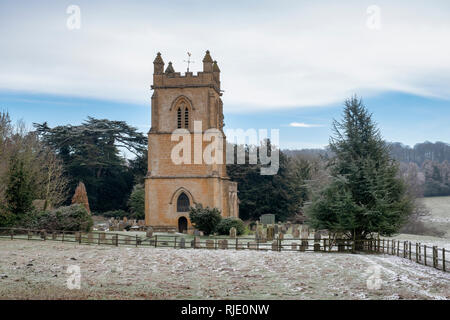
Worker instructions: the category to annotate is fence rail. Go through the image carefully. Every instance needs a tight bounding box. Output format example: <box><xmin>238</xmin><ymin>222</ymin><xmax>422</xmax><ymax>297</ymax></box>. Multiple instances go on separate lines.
<box><xmin>0</xmin><ymin>227</ymin><xmax>447</xmax><ymax>272</ymax></box>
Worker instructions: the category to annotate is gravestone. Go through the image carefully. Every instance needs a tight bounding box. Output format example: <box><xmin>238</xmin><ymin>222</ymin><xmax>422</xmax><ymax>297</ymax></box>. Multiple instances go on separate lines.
<box><xmin>27</xmin><ymin>231</ymin><xmax>33</xmax><ymax>240</ymax></box>
<box><xmin>271</xmin><ymin>240</ymin><xmax>279</xmax><ymax>251</ymax></box>
<box><xmin>248</xmin><ymin>241</ymin><xmax>257</xmax><ymax>250</ymax></box>
<box><xmin>74</xmin><ymin>232</ymin><xmax>81</xmax><ymax>242</ymax></box>
<box><xmin>99</xmin><ymin>233</ymin><xmax>106</xmax><ymax>243</ymax></box>
<box><xmin>274</xmin><ymin>224</ymin><xmax>279</xmax><ymax>234</ymax></box>
<box><xmin>278</xmin><ymin>233</ymin><xmax>284</xmax><ymax>240</ymax></box>
<box><xmin>52</xmin><ymin>232</ymin><xmax>57</xmax><ymax>240</ymax></box>
<box><xmin>219</xmin><ymin>239</ymin><xmax>228</xmax><ymax>249</ymax></box>
<box><xmin>194</xmin><ymin>236</ymin><xmax>201</xmax><ymax>248</ymax></box>
<box><xmin>194</xmin><ymin>229</ymin><xmax>201</xmax><ymax>236</ymax></box>
<box><xmin>179</xmin><ymin>237</ymin><xmax>186</xmax><ymax>249</ymax></box>
<box><xmin>229</xmin><ymin>227</ymin><xmax>237</xmax><ymax>238</ymax></box>
<box><xmin>118</xmin><ymin>222</ymin><xmax>125</xmax><ymax>231</ymax></box>
<box><xmin>123</xmin><ymin>217</ymin><xmax>128</xmax><ymax>223</ymax></box>
<box><xmin>300</xmin><ymin>240</ymin><xmax>308</xmax><ymax>251</ymax></box>
<box><xmin>206</xmin><ymin>239</ymin><xmax>214</xmax><ymax>249</ymax></box>
<box><xmin>260</xmin><ymin>214</ymin><xmax>275</xmax><ymax>225</ymax></box>
<box><xmin>40</xmin><ymin>230</ymin><xmax>47</xmax><ymax>240</ymax></box>
<box><xmin>314</xmin><ymin>232</ymin><xmax>321</xmax><ymax>251</ymax></box>
<box><xmin>292</xmin><ymin>227</ymin><xmax>300</xmax><ymax>239</ymax></box>
<box><xmin>146</xmin><ymin>227</ymin><xmax>153</xmax><ymax>238</ymax></box>
<box><xmin>266</xmin><ymin>225</ymin><xmax>275</xmax><ymax>241</ymax></box>
<box><xmin>291</xmin><ymin>243</ymin><xmax>298</xmax><ymax>251</ymax></box>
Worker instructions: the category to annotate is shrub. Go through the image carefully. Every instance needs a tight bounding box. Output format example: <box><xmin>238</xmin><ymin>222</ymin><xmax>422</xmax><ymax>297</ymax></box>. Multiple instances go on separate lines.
<box><xmin>127</xmin><ymin>184</ymin><xmax>145</xmax><ymax>219</ymax></box>
<box><xmin>216</xmin><ymin>218</ymin><xmax>245</xmax><ymax>236</ymax></box>
<box><xmin>19</xmin><ymin>204</ymin><xmax>93</xmax><ymax>232</ymax></box>
<box><xmin>189</xmin><ymin>204</ymin><xmax>222</xmax><ymax>235</ymax></box>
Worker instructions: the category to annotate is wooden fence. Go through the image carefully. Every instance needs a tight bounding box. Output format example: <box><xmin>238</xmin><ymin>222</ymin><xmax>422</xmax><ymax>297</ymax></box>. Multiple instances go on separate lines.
<box><xmin>0</xmin><ymin>227</ymin><xmax>447</xmax><ymax>272</ymax></box>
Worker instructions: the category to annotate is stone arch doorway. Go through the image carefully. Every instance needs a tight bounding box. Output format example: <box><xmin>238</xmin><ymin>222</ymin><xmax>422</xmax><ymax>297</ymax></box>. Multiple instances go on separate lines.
<box><xmin>178</xmin><ymin>216</ymin><xmax>188</xmax><ymax>233</ymax></box>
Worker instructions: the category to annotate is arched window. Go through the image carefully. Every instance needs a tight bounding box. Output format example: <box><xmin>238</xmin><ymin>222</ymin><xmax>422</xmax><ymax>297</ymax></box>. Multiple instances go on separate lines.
<box><xmin>177</xmin><ymin>107</ymin><xmax>182</xmax><ymax>128</ymax></box>
<box><xmin>184</xmin><ymin>107</ymin><xmax>189</xmax><ymax>129</ymax></box>
<box><xmin>177</xmin><ymin>193</ymin><xmax>190</xmax><ymax>212</ymax></box>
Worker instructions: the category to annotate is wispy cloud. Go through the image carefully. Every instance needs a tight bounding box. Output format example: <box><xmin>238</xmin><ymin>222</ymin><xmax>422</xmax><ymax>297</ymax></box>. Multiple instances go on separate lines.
<box><xmin>289</xmin><ymin>122</ymin><xmax>324</xmax><ymax>128</ymax></box>
<box><xmin>0</xmin><ymin>1</ymin><xmax>449</xmax><ymax>112</ymax></box>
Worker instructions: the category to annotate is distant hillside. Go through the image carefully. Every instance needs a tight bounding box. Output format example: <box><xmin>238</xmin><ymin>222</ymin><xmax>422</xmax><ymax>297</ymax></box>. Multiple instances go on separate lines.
<box><xmin>284</xmin><ymin>141</ymin><xmax>450</xmax><ymax>197</ymax></box>
<box><xmin>284</xmin><ymin>141</ymin><xmax>450</xmax><ymax>165</ymax></box>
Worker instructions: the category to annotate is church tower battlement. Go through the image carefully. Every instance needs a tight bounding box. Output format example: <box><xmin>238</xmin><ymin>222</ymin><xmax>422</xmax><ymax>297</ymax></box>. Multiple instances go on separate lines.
<box><xmin>145</xmin><ymin>50</ymin><xmax>239</xmax><ymax>233</ymax></box>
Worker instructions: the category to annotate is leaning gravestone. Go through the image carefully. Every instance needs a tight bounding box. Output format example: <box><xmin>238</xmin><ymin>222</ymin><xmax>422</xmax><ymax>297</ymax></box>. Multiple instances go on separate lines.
<box><xmin>146</xmin><ymin>227</ymin><xmax>153</xmax><ymax>238</ymax></box>
<box><xmin>229</xmin><ymin>227</ymin><xmax>237</xmax><ymax>238</ymax></box>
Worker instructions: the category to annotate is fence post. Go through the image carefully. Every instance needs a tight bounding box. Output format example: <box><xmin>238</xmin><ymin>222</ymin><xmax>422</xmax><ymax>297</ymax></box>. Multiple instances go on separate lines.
<box><xmin>418</xmin><ymin>243</ymin><xmax>421</xmax><ymax>262</ymax></box>
<box><xmin>432</xmin><ymin>246</ymin><xmax>436</xmax><ymax>268</ymax></box>
<box><xmin>392</xmin><ymin>240</ymin><xmax>395</xmax><ymax>255</ymax></box>
<box><xmin>409</xmin><ymin>242</ymin><xmax>412</xmax><ymax>260</ymax></box>
<box><xmin>135</xmin><ymin>235</ymin><xmax>138</xmax><ymax>247</ymax></box>
<box><xmin>416</xmin><ymin>243</ymin><xmax>419</xmax><ymax>262</ymax></box>
<box><xmin>62</xmin><ymin>232</ymin><xmax>65</xmax><ymax>242</ymax></box>
<box><xmin>443</xmin><ymin>249</ymin><xmax>446</xmax><ymax>272</ymax></box>
<box><xmin>377</xmin><ymin>238</ymin><xmax>380</xmax><ymax>253</ymax></box>
<box><xmin>79</xmin><ymin>233</ymin><xmax>82</xmax><ymax>245</ymax></box>
<box><xmin>174</xmin><ymin>236</ymin><xmax>177</xmax><ymax>249</ymax></box>
<box><xmin>155</xmin><ymin>235</ymin><xmax>158</xmax><ymax>248</ymax></box>
<box><xmin>10</xmin><ymin>229</ymin><xmax>14</xmax><ymax>240</ymax></box>
<box><xmin>382</xmin><ymin>239</ymin><xmax>384</xmax><ymax>253</ymax></box>
<box><xmin>424</xmin><ymin>245</ymin><xmax>427</xmax><ymax>266</ymax></box>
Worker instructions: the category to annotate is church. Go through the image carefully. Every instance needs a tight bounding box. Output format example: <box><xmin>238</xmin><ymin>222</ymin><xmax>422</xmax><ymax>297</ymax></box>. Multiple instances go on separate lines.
<box><xmin>145</xmin><ymin>50</ymin><xmax>239</xmax><ymax>233</ymax></box>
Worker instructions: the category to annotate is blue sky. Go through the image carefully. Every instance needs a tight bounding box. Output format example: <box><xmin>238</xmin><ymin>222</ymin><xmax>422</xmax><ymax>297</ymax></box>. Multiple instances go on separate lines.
<box><xmin>1</xmin><ymin>1</ymin><xmax>449</xmax><ymax>149</ymax></box>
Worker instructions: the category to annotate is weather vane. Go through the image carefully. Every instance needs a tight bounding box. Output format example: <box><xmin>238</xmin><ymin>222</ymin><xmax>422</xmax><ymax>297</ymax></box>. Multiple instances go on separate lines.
<box><xmin>184</xmin><ymin>52</ymin><xmax>195</xmax><ymax>72</ymax></box>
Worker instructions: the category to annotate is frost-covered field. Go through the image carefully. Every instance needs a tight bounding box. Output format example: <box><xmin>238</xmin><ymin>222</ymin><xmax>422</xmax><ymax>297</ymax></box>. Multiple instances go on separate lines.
<box><xmin>0</xmin><ymin>240</ymin><xmax>448</xmax><ymax>300</ymax></box>
<box><xmin>419</xmin><ymin>196</ymin><xmax>450</xmax><ymax>238</ymax></box>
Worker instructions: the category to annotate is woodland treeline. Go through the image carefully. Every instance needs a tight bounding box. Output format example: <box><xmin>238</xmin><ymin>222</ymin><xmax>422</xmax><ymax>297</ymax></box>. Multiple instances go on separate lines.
<box><xmin>286</xmin><ymin>141</ymin><xmax>450</xmax><ymax>198</ymax></box>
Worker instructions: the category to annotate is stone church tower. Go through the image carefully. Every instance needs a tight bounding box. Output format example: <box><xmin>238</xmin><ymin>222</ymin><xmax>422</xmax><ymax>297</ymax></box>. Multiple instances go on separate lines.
<box><xmin>145</xmin><ymin>50</ymin><xmax>239</xmax><ymax>233</ymax></box>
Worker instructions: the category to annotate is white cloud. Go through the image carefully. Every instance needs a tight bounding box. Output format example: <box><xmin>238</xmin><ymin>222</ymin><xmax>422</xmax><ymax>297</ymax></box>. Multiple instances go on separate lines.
<box><xmin>0</xmin><ymin>0</ymin><xmax>449</xmax><ymax>113</ymax></box>
<box><xmin>289</xmin><ymin>122</ymin><xmax>324</xmax><ymax>128</ymax></box>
